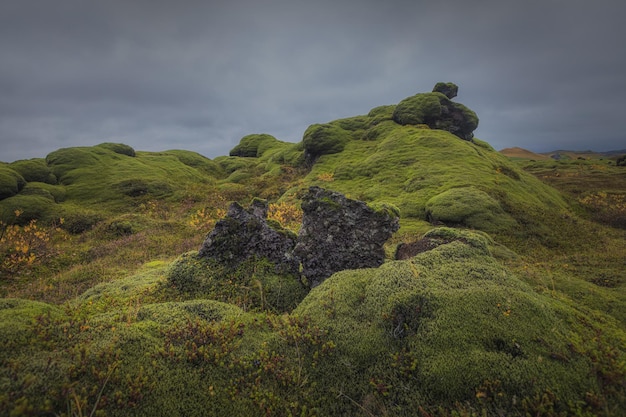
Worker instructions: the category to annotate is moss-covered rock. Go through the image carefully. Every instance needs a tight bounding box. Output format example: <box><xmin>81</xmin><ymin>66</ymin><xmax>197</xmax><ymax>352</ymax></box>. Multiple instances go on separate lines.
<box><xmin>393</xmin><ymin>83</ymin><xmax>479</xmax><ymax>140</ymax></box>
<box><xmin>9</xmin><ymin>159</ymin><xmax>57</xmax><ymax>184</ymax></box>
<box><xmin>166</xmin><ymin>251</ymin><xmax>307</xmax><ymax>313</ymax></box>
<box><xmin>164</xmin><ymin>150</ymin><xmax>225</xmax><ymax>177</ymax></box>
<box><xmin>95</xmin><ymin>142</ymin><xmax>136</xmax><ymax>157</ymax></box>
<box><xmin>294</xmin><ymin>238</ymin><xmax>626</xmax><ymax>414</ymax></box>
<box><xmin>432</xmin><ymin>81</ymin><xmax>459</xmax><ymax>99</ymax></box>
<box><xmin>0</xmin><ymin>194</ymin><xmax>57</xmax><ymax>224</ymax></box>
<box><xmin>425</xmin><ymin>186</ymin><xmax>517</xmax><ymax>231</ymax></box>
<box><xmin>0</xmin><ymin>165</ymin><xmax>26</xmax><ymax>200</ymax></box>
<box><xmin>229</xmin><ymin>134</ymin><xmax>281</xmax><ymax>158</ymax></box>
<box><xmin>302</xmin><ymin>123</ymin><xmax>351</xmax><ymax>162</ymax></box>
<box><xmin>393</xmin><ymin>92</ymin><xmax>444</xmax><ymax>126</ymax></box>
<box><xmin>21</xmin><ymin>182</ymin><xmax>66</xmax><ymax>203</ymax></box>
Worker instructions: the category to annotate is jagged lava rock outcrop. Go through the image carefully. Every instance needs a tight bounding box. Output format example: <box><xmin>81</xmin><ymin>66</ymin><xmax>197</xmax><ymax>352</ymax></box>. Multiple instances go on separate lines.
<box><xmin>198</xmin><ymin>199</ymin><xmax>299</xmax><ymax>274</ymax></box>
<box><xmin>294</xmin><ymin>186</ymin><xmax>399</xmax><ymax>287</ymax></box>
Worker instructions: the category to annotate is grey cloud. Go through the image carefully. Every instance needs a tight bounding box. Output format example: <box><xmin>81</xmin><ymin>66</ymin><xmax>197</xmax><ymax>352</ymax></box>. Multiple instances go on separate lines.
<box><xmin>1</xmin><ymin>0</ymin><xmax>625</xmax><ymax>162</ymax></box>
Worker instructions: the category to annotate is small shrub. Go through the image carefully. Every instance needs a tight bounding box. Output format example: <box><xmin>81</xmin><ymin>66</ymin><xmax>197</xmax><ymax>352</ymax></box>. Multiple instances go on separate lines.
<box><xmin>267</xmin><ymin>201</ymin><xmax>303</xmax><ymax>232</ymax></box>
<box><xmin>188</xmin><ymin>206</ymin><xmax>227</xmax><ymax>232</ymax></box>
<box><xmin>0</xmin><ymin>211</ymin><xmax>64</xmax><ymax>279</ymax></box>
<box><xmin>108</xmin><ymin>220</ymin><xmax>135</xmax><ymax>236</ymax></box>
<box><xmin>315</xmin><ymin>172</ymin><xmax>335</xmax><ymax>182</ymax></box>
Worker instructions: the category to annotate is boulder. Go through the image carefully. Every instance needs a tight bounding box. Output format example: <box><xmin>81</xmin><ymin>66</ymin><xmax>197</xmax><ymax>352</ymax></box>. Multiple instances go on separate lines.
<box><xmin>198</xmin><ymin>199</ymin><xmax>299</xmax><ymax>274</ymax></box>
<box><xmin>432</xmin><ymin>82</ymin><xmax>458</xmax><ymax>99</ymax></box>
<box><xmin>294</xmin><ymin>186</ymin><xmax>399</xmax><ymax>287</ymax></box>
<box><xmin>392</xmin><ymin>82</ymin><xmax>479</xmax><ymax>141</ymax></box>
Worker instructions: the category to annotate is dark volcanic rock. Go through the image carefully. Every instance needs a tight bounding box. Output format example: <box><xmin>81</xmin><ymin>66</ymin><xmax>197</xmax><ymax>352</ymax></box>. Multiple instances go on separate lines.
<box><xmin>294</xmin><ymin>186</ymin><xmax>399</xmax><ymax>287</ymax></box>
<box><xmin>432</xmin><ymin>82</ymin><xmax>458</xmax><ymax>99</ymax></box>
<box><xmin>198</xmin><ymin>199</ymin><xmax>298</xmax><ymax>274</ymax></box>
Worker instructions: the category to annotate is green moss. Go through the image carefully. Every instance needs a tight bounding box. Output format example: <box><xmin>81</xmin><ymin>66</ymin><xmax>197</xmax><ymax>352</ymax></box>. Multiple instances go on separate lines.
<box><xmin>229</xmin><ymin>133</ymin><xmax>282</xmax><ymax>157</ymax></box>
<box><xmin>163</xmin><ymin>150</ymin><xmax>225</xmax><ymax>177</ymax></box>
<box><xmin>295</xmin><ymin>240</ymin><xmax>625</xmax><ymax>413</ymax></box>
<box><xmin>368</xmin><ymin>104</ymin><xmax>396</xmax><ymax>120</ymax></box>
<box><xmin>425</xmin><ymin>186</ymin><xmax>518</xmax><ymax>232</ymax></box>
<box><xmin>215</xmin><ymin>156</ymin><xmax>258</xmax><ymax>174</ymax></box>
<box><xmin>9</xmin><ymin>159</ymin><xmax>57</xmax><ymax>184</ymax></box>
<box><xmin>0</xmin><ymin>299</ymin><xmax>63</xmax><ymax>352</ymax></box>
<box><xmin>0</xmin><ymin>165</ymin><xmax>26</xmax><ymax>200</ymax></box>
<box><xmin>302</xmin><ymin>123</ymin><xmax>351</xmax><ymax>160</ymax></box>
<box><xmin>0</xmin><ymin>194</ymin><xmax>57</xmax><ymax>224</ymax></box>
<box><xmin>95</xmin><ymin>142</ymin><xmax>136</xmax><ymax>157</ymax></box>
<box><xmin>333</xmin><ymin>116</ymin><xmax>372</xmax><ymax>132</ymax></box>
<box><xmin>45</xmin><ymin>147</ymin><xmax>102</xmax><ymax>184</ymax></box>
<box><xmin>368</xmin><ymin>201</ymin><xmax>401</xmax><ymax>219</ymax></box>
<box><xmin>392</xmin><ymin>92</ymin><xmax>444</xmax><ymax>125</ymax></box>
<box><xmin>164</xmin><ymin>252</ymin><xmax>307</xmax><ymax>313</ymax></box>
<box><xmin>422</xmin><ymin>226</ymin><xmax>493</xmax><ymax>254</ymax></box>
<box><xmin>58</xmin><ymin>205</ymin><xmax>103</xmax><ymax>233</ymax></box>
<box><xmin>137</xmin><ymin>299</ymin><xmax>243</xmax><ymax>326</ymax></box>
<box><xmin>300</xmin><ymin>127</ymin><xmax>569</xmax><ymax>247</ymax></box>
<box><xmin>20</xmin><ymin>182</ymin><xmax>66</xmax><ymax>202</ymax></box>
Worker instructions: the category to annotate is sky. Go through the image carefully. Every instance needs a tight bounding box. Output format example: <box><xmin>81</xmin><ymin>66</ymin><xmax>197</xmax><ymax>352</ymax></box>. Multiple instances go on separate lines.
<box><xmin>1</xmin><ymin>0</ymin><xmax>625</xmax><ymax>163</ymax></box>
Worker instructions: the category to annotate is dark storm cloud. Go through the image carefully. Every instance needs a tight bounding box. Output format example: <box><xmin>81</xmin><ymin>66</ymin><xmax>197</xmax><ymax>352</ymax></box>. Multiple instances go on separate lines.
<box><xmin>1</xmin><ymin>0</ymin><xmax>625</xmax><ymax>162</ymax></box>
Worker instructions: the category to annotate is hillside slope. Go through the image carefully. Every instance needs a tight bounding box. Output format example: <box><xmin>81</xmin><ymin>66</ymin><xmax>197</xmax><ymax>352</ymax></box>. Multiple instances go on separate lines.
<box><xmin>1</xmin><ymin>85</ymin><xmax>625</xmax><ymax>416</ymax></box>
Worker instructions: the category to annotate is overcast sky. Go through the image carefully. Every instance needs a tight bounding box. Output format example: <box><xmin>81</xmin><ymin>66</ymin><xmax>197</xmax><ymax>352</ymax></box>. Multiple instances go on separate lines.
<box><xmin>1</xmin><ymin>0</ymin><xmax>625</xmax><ymax>163</ymax></box>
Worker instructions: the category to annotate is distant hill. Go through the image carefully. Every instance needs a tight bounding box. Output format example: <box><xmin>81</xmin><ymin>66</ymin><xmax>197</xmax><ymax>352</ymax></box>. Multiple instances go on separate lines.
<box><xmin>499</xmin><ymin>147</ymin><xmax>549</xmax><ymax>160</ymax></box>
<box><xmin>501</xmin><ymin>147</ymin><xmax>626</xmax><ymax>160</ymax></box>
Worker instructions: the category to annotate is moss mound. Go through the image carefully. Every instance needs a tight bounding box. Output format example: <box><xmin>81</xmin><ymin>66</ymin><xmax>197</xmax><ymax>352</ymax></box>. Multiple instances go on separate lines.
<box><xmin>95</xmin><ymin>142</ymin><xmax>136</xmax><ymax>157</ymax></box>
<box><xmin>165</xmin><ymin>251</ymin><xmax>307</xmax><ymax>313</ymax></box>
<box><xmin>0</xmin><ymin>165</ymin><xmax>26</xmax><ymax>200</ymax></box>
<box><xmin>302</xmin><ymin>123</ymin><xmax>351</xmax><ymax>161</ymax></box>
<box><xmin>392</xmin><ymin>88</ymin><xmax>479</xmax><ymax>140</ymax></box>
<box><xmin>9</xmin><ymin>159</ymin><xmax>57</xmax><ymax>184</ymax></box>
<box><xmin>425</xmin><ymin>186</ymin><xmax>517</xmax><ymax>231</ymax></box>
<box><xmin>295</xmin><ymin>235</ymin><xmax>626</xmax><ymax>414</ymax></box>
<box><xmin>229</xmin><ymin>134</ymin><xmax>283</xmax><ymax>158</ymax></box>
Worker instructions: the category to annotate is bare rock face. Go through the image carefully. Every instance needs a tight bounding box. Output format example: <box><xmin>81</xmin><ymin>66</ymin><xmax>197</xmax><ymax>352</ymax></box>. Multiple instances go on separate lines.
<box><xmin>198</xmin><ymin>199</ymin><xmax>299</xmax><ymax>274</ymax></box>
<box><xmin>294</xmin><ymin>186</ymin><xmax>399</xmax><ymax>287</ymax></box>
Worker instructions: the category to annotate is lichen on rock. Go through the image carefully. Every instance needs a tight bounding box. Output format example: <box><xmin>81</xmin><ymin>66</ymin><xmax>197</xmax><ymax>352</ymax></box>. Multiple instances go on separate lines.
<box><xmin>198</xmin><ymin>198</ymin><xmax>299</xmax><ymax>274</ymax></box>
<box><xmin>294</xmin><ymin>186</ymin><xmax>399</xmax><ymax>287</ymax></box>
